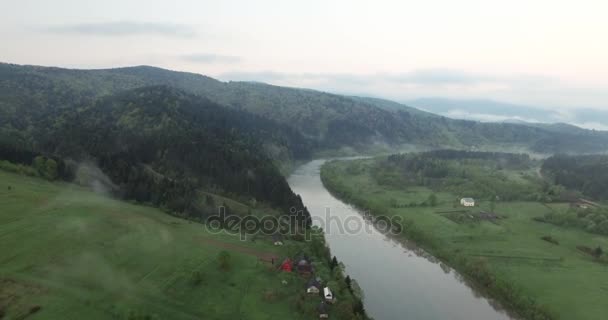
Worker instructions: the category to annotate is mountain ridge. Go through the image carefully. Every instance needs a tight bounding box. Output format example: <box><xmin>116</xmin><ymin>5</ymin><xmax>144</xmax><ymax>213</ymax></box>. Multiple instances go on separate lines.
<box><xmin>2</xmin><ymin>62</ymin><xmax>608</xmax><ymax>154</ymax></box>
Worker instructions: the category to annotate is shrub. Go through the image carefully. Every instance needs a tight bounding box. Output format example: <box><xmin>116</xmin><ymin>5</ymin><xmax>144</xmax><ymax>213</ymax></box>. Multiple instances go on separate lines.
<box><xmin>190</xmin><ymin>270</ymin><xmax>205</xmax><ymax>286</ymax></box>
<box><xmin>541</xmin><ymin>236</ymin><xmax>559</xmax><ymax>245</ymax></box>
<box><xmin>593</xmin><ymin>246</ymin><xmax>603</xmax><ymax>258</ymax></box>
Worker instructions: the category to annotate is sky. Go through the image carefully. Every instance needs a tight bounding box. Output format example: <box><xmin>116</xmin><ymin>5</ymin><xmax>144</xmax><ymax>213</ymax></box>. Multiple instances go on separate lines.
<box><xmin>1</xmin><ymin>0</ymin><xmax>607</xmax><ymax>112</ymax></box>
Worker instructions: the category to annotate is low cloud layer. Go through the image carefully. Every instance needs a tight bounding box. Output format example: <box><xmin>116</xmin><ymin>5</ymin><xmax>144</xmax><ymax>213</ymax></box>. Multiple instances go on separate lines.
<box><xmin>219</xmin><ymin>69</ymin><xmax>547</xmax><ymax>86</ymax></box>
<box><xmin>218</xmin><ymin>69</ymin><xmax>607</xmax><ymax>110</ymax></box>
<box><xmin>217</xmin><ymin>70</ymin><xmax>608</xmax><ymax>130</ymax></box>
<box><xmin>44</xmin><ymin>21</ymin><xmax>196</xmax><ymax>37</ymax></box>
<box><xmin>407</xmin><ymin>98</ymin><xmax>608</xmax><ymax>131</ymax></box>
<box><xmin>180</xmin><ymin>53</ymin><xmax>240</xmax><ymax>64</ymax></box>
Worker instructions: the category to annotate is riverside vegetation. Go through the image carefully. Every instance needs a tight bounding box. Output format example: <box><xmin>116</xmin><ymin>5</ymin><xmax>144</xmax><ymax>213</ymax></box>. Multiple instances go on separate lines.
<box><xmin>321</xmin><ymin>151</ymin><xmax>608</xmax><ymax>320</ymax></box>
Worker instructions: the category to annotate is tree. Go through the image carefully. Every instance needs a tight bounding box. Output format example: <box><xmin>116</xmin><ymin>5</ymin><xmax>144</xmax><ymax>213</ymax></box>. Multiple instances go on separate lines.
<box><xmin>427</xmin><ymin>193</ymin><xmax>438</xmax><ymax>207</ymax></box>
<box><xmin>593</xmin><ymin>246</ymin><xmax>603</xmax><ymax>258</ymax></box>
<box><xmin>344</xmin><ymin>275</ymin><xmax>352</xmax><ymax>291</ymax></box>
<box><xmin>44</xmin><ymin>158</ymin><xmax>58</xmax><ymax>180</ymax></box>
<box><xmin>334</xmin><ymin>301</ymin><xmax>356</xmax><ymax>320</ymax></box>
<box><xmin>191</xmin><ymin>270</ymin><xmax>205</xmax><ymax>286</ymax></box>
<box><xmin>330</xmin><ymin>256</ymin><xmax>338</xmax><ymax>271</ymax></box>
<box><xmin>33</xmin><ymin>156</ymin><xmax>45</xmax><ymax>176</ymax></box>
<box><xmin>205</xmin><ymin>194</ymin><xmax>215</xmax><ymax>207</ymax></box>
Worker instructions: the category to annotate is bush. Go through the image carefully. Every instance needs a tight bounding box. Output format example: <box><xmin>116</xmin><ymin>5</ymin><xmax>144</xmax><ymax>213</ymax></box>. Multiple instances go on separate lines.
<box><xmin>190</xmin><ymin>270</ymin><xmax>205</xmax><ymax>286</ymax></box>
<box><xmin>593</xmin><ymin>246</ymin><xmax>603</xmax><ymax>258</ymax></box>
<box><xmin>0</xmin><ymin>160</ymin><xmax>39</xmax><ymax>177</ymax></box>
<box><xmin>541</xmin><ymin>236</ymin><xmax>559</xmax><ymax>245</ymax></box>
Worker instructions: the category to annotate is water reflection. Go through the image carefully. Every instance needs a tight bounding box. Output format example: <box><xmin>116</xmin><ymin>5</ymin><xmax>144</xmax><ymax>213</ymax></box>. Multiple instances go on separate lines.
<box><xmin>288</xmin><ymin>159</ymin><xmax>513</xmax><ymax>320</ymax></box>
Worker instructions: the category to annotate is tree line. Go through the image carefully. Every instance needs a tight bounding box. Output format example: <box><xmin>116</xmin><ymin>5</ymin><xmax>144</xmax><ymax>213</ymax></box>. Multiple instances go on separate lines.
<box><xmin>542</xmin><ymin>154</ymin><xmax>608</xmax><ymax>200</ymax></box>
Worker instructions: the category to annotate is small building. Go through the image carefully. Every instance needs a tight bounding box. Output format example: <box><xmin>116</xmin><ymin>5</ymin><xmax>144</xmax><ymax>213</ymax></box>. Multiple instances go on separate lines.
<box><xmin>280</xmin><ymin>258</ymin><xmax>292</xmax><ymax>272</ymax></box>
<box><xmin>272</xmin><ymin>233</ymin><xmax>283</xmax><ymax>246</ymax></box>
<box><xmin>318</xmin><ymin>301</ymin><xmax>329</xmax><ymax>318</ymax></box>
<box><xmin>296</xmin><ymin>258</ymin><xmax>313</xmax><ymax>276</ymax></box>
<box><xmin>460</xmin><ymin>198</ymin><xmax>475</xmax><ymax>207</ymax></box>
<box><xmin>323</xmin><ymin>287</ymin><xmax>334</xmax><ymax>303</ymax></box>
<box><xmin>306</xmin><ymin>278</ymin><xmax>322</xmax><ymax>294</ymax></box>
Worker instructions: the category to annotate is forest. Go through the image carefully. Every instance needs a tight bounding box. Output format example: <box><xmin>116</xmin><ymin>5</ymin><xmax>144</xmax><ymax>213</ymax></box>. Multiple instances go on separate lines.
<box><xmin>0</xmin><ymin>84</ymin><xmax>312</xmax><ymax>223</ymax></box>
<box><xmin>541</xmin><ymin>154</ymin><xmax>608</xmax><ymax>200</ymax></box>
<box><xmin>3</xmin><ymin>62</ymin><xmax>608</xmax><ymax>154</ymax></box>
<box><xmin>372</xmin><ymin>150</ymin><xmax>548</xmax><ymax>201</ymax></box>
<box><xmin>3</xmin><ymin>62</ymin><xmax>608</xmax><ymax>226</ymax></box>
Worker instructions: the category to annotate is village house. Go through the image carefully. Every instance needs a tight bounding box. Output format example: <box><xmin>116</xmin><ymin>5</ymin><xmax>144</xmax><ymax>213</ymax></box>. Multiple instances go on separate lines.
<box><xmin>280</xmin><ymin>258</ymin><xmax>292</xmax><ymax>272</ymax></box>
<box><xmin>296</xmin><ymin>257</ymin><xmax>313</xmax><ymax>276</ymax></box>
<box><xmin>323</xmin><ymin>287</ymin><xmax>334</xmax><ymax>303</ymax></box>
<box><xmin>306</xmin><ymin>278</ymin><xmax>322</xmax><ymax>294</ymax></box>
<box><xmin>460</xmin><ymin>197</ymin><xmax>475</xmax><ymax>207</ymax></box>
<box><xmin>318</xmin><ymin>301</ymin><xmax>329</xmax><ymax>318</ymax></box>
<box><xmin>272</xmin><ymin>233</ymin><xmax>283</xmax><ymax>246</ymax></box>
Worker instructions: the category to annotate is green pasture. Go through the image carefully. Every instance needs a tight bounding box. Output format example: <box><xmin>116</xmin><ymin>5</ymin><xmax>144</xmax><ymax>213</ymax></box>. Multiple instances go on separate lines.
<box><xmin>0</xmin><ymin>171</ymin><xmax>327</xmax><ymax>320</ymax></box>
<box><xmin>322</xmin><ymin>159</ymin><xmax>608</xmax><ymax>320</ymax></box>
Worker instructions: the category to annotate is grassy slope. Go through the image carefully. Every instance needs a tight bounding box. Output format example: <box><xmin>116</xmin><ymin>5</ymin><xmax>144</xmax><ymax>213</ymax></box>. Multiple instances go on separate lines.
<box><xmin>321</xmin><ymin>159</ymin><xmax>608</xmax><ymax>320</ymax></box>
<box><xmin>0</xmin><ymin>170</ymin><xmax>323</xmax><ymax>320</ymax></box>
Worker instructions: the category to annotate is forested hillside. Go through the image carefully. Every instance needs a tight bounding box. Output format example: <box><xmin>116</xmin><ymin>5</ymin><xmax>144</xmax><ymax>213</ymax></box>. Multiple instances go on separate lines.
<box><xmin>2</xmin><ymin>63</ymin><xmax>608</xmax><ymax>154</ymax></box>
<box><xmin>0</xmin><ymin>83</ymin><xmax>311</xmax><ymax>221</ymax></box>
<box><xmin>371</xmin><ymin>150</ymin><xmax>546</xmax><ymax>202</ymax></box>
<box><xmin>542</xmin><ymin>154</ymin><xmax>608</xmax><ymax>200</ymax></box>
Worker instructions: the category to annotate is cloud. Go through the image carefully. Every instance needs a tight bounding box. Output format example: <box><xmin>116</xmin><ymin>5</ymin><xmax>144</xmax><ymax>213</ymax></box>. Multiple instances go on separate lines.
<box><xmin>218</xmin><ymin>69</ymin><xmax>531</xmax><ymax>87</ymax></box>
<box><xmin>180</xmin><ymin>53</ymin><xmax>241</xmax><ymax>64</ymax></box>
<box><xmin>44</xmin><ymin>21</ymin><xmax>196</xmax><ymax>37</ymax></box>
<box><xmin>387</xmin><ymin>69</ymin><xmax>494</xmax><ymax>85</ymax></box>
<box><xmin>217</xmin><ymin>69</ymin><xmax>607</xmax><ymax>110</ymax></box>
<box><xmin>443</xmin><ymin>109</ymin><xmax>543</xmax><ymax>123</ymax></box>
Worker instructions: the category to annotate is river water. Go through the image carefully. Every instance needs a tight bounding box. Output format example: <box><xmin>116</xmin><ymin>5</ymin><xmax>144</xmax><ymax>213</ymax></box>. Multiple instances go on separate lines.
<box><xmin>287</xmin><ymin>159</ymin><xmax>512</xmax><ymax>320</ymax></box>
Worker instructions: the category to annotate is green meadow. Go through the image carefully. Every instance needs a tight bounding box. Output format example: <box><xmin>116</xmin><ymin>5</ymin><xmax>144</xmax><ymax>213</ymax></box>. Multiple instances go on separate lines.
<box><xmin>0</xmin><ymin>170</ymin><xmax>350</xmax><ymax>320</ymax></box>
<box><xmin>322</xmin><ymin>158</ymin><xmax>608</xmax><ymax>320</ymax></box>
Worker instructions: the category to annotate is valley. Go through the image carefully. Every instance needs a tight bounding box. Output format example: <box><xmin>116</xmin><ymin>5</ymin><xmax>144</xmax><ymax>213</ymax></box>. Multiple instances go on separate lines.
<box><xmin>321</xmin><ymin>154</ymin><xmax>608</xmax><ymax>320</ymax></box>
<box><xmin>1</xmin><ymin>63</ymin><xmax>608</xmax><ymax>320</ymax></box>
<box><xmin>2</xmin><ymin>2</ymin><xmax>608</xmax><ymax>319</ymax></box>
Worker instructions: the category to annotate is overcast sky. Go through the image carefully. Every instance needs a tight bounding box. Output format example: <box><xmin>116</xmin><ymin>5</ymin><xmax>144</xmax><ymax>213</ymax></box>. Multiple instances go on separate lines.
<box><xmin>1</xmin><ymin>0</ymin><xmax>607</xmax><ymax>110</ymax></box>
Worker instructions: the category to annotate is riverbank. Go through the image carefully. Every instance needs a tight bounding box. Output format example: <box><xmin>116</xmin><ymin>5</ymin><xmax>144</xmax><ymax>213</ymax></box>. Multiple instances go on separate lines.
<box><xmin>289</xmin><ymin>160</ymin><xmax>512</xmax><ymax>320</ymax></box>
<box><xmin>319</xmin><ymin>158</ymin><xmax>608</xmax><ymax>320</ymax></box>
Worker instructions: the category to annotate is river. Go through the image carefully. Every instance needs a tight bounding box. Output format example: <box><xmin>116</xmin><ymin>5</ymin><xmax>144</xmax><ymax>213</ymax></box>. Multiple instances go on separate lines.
<box><xmin>287</xmin><ymin>159</ymin><xmax>513</xmax><ymax>320</ymax></box>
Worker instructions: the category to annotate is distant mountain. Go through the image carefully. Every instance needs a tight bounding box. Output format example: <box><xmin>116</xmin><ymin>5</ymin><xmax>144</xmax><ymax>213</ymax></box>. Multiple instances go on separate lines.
<box><xmin>406</xmin><ymin>97</ymin><xmax>608</xmax><ymax>131</ymax></box>
<box><xmin>2</xmin><ymin>62</ymin><xmax>608</xmax><ymax>157</ymax></box>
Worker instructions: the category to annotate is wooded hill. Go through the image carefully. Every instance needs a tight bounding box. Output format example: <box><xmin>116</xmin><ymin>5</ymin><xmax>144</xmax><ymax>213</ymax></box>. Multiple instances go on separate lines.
<box><xmin>2</xmin><ymin>62</ymin><xmax>608</xmax><ymax>220</ymax></box>
<box><xmin>0</xmin><ymin>82</ymin><xmax>311</xmax><ymax>222</ymax></box>
<box><xmin>542</xmin><ymin>154</ymin><xmax>608</xmax><ymax>200</ymax></box>
<box><xmin>2</xmin><ymin>62</ymin><xmax>608</xmax><ymax>154</ymax></box>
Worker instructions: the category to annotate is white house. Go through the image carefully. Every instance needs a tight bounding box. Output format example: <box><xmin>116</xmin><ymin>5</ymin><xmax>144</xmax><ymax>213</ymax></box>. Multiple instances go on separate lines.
<box><xmin>272</xmin><ymin>233</ymin><xmax>283</xmax><ymax>246</ymax></box>
<box><xmin>306</xmin><ymin>278</ymin><xmax>321</xmax><ymax>294</ymax></box>
<box><xmin>323</xmin><ymin>287</ymin><xmax>334</xmax><ymax>303</ymax></box>
<box><xmin>460</xmin><ymin>198</ymin><xmax>475</xmax><ymax>207</ymax></box>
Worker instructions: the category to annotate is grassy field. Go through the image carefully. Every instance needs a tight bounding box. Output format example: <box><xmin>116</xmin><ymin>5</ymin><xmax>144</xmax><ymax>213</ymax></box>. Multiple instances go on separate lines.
<box><xmin>0</xmin><ymin>170</ymin><xmax>345</xmax><ymax>320</ymax></box>
<box><xmin>322</xmin><ymin>158</ymin><xmax>608</xmax><ymax>320</ymax></box>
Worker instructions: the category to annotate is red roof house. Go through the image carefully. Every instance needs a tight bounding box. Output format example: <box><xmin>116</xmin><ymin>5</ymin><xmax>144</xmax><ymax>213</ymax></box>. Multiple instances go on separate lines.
<box><xmin>280</xmin><ymin>258</ymin><xmax>293</xmax><ymax>272</ymax></box>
